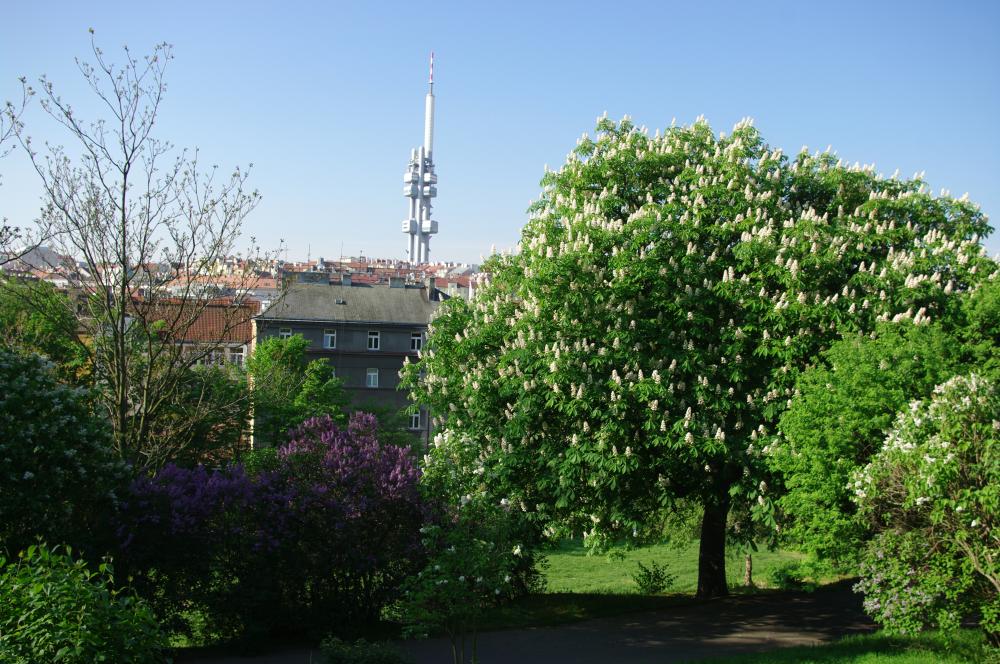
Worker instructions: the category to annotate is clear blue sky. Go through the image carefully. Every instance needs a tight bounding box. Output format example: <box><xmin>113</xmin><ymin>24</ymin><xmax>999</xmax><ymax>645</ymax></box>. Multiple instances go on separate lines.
<box><xmin>2</xmin><ymin>0</ymin><xmax>998</xmax><ymax>264</ymax></box>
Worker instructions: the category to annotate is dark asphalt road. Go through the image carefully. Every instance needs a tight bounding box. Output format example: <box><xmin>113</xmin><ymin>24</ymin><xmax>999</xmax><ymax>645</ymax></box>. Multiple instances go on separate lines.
<box><xmin>177</xmin><ymin>582</ymin><xmax>875</xmax><ymax>664</ymax></box>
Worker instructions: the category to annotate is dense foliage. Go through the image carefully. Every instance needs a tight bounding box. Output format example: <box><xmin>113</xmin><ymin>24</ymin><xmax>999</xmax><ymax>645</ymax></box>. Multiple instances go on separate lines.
<box><xmin>0</xmin><ymin>544</ymin><xmax>166</xmax><ymax>664</ymax></box>
<box><xmin>0</xmin><ymin>349</ymin><xmax>126</xmax><ymax>557</ymax></box>
<box><xmin>771</xmin><ymin>321</ymin><xmax>962</xmax><ymax>565</ymax></box>
<box><xmin>400</xmin><ymin>428</ymin><xmax>540</xmax><ymax>663</ymax></box>
<box><xmin>161</xmin><ymin>363</ymin><xmax>251</xmax><ymax>466</ymax></box>
<box><xmin>0</xmin><ymin>278</ymin><xmax>89</xmax><ymax>381</ymax></box>
<box><xmin>403</xmin><ymin>116</ymin><xmax>995</xmax><ymax>596</ymax></box>
<box><xmin>246</xmin><ymin>335</ymin><xmax>349</xmax><ymax>446</ymax></box>
<box><xmin>117</xmin><ymin>413</ymin><xmax>423</xmax><ymax>641</ymax></box>
<box><xmin>321</xmin><ymin>636</ymin><xmax>411</xmax><ymax>664</ymax></box>
<box><xmin>774</xmin><ymin>275</ymin><xmax>998</xmax><ymax>568</ymax></box>
<box><xmin>852</xmin><ymin>374</ymin><xmax>998</xmax><ymax>641</ymax></box>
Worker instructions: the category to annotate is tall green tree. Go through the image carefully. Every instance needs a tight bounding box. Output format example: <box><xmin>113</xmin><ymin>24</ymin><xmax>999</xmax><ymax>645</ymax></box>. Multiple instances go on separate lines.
<box><xmin>771</xmin><ymin>321</ymin><xmax>962</xmax><ymax>566</ymax></box>
<box><xmin>773</xmin><ymin>274</ymin><xmax>999</xmax><ymax>566</ymax></box>
<box><xmin>959</xmin><ymin>276</ymin><xmax>1000</xmax><ymax>378</ymax></box>
<box><xmin>403</xmin><ymin>116</ymin><xmax>995</xmax><ymax>597</ymax></box>
<box><xmin>246</xmin><ymin>335</ymin><xmax>348</xmax><ymax>447</ymax></box>
<box><xmin>0</xmin><ymin>278</ymin><xmax>89</xmax><ymax>381</ymax></box>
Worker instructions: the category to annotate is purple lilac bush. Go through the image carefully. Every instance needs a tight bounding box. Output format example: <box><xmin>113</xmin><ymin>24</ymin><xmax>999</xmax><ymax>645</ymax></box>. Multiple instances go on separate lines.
<box><xmin>117</xmin><ymin>413</ymin><xmax>424</xmax><ymax>641</ymax></box>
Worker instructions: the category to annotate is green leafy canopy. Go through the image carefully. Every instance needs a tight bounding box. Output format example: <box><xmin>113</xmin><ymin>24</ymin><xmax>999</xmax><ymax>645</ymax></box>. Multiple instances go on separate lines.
<box><xmin>403</xmin><ymin>116</ymin><xmax>994</xmax><ymax>588</ymax></box>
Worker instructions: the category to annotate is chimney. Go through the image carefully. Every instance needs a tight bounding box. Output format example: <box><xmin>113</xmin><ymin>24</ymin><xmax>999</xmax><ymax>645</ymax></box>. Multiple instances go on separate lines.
<box><xmin>341</xmin><ymin>273</ymin><xmax>352</xmax><ymax>287</ymax></box>
<box><xmin>425</xmin><ymin>276</ymin><xmax>436</xmax><ymax>300</ymax></box>
<box><xmin>389</xmin><ymin>276</ymin><xmax>405</xmax><ymax>288</ymax></box>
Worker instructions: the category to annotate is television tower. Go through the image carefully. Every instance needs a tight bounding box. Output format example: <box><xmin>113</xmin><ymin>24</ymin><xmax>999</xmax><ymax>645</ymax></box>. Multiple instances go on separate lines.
<box><xmin>402</xmin><ymin>52</ymin><xmax>438</xmax><ymax>264</ymax></box>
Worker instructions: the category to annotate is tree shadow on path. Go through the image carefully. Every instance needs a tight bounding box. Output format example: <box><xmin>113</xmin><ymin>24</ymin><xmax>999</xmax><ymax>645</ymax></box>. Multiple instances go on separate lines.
<box><xmin>400</xmin><ymin>580</ymin><xmax>875</xmax><ymax>664</ymax></box>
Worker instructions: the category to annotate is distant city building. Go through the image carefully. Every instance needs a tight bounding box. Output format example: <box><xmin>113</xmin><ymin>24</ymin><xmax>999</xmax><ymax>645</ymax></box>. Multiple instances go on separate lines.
<box><xmin>253</xmin><ymin>277</ymin><xmax>442</xmax><ymax>445</ymax></box>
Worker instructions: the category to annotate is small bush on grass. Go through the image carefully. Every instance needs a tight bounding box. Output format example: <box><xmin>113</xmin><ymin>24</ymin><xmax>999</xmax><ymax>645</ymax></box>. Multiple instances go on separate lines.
<box><xmin>631</xmin><ymin>560</ymin><xmax>676</xmax><ymax>594</ymax></box>
<box><xmin>0</xmin><ymin>543</ymin><xmax>166</xmax><ymax>663</ymax></box>
<box><xmin>320</xmin><ymin>636</ymin><xmax>411</xmax><ymax>664</ymax></box>
<box><xmin>767</xmin><ymin>561</ymin><xmax>819</xmax><ymax>592</ymax></box>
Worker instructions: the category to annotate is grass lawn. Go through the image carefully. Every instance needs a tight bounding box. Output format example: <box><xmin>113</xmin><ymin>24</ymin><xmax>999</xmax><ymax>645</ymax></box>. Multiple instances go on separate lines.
<box><xmin>543</xmin><ymin>538</ymin><xmax>823</xmax><ymax>594</ymax></box>
<box><xmin>694</xmin><ymin>629</ymin><xmax>995</xmax><ymax>663</ymax></box>
<box><xmin>476</xmin><ymin>539</ymin><xmax>830</xmax><ymax>632</ymax></box>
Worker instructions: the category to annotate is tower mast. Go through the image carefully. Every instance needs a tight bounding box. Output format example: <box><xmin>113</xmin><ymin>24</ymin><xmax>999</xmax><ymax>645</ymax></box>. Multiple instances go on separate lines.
<box><xmin>402</xmin><ymin>52</ymin><xmax>438</xmax><ymax>264</ymax></box>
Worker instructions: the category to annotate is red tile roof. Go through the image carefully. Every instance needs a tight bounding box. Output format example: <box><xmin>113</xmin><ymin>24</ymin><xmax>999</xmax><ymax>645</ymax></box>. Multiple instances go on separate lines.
<box><xmin>138</xmin><ymin>299</ymin><xmax>259</xmax><ymax>344</ymax></box>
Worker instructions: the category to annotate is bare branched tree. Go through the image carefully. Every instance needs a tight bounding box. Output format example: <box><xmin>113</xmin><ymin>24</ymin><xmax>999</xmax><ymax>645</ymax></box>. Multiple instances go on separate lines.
<box><xmin>1</xmin><ymin>78</ymin><xmax>37</xmax><ymax>264</ymax></box>
<box><xmin>15</xmin><ymin>36</ymin><xmax>276</xmax><ymax>469</ymax></box>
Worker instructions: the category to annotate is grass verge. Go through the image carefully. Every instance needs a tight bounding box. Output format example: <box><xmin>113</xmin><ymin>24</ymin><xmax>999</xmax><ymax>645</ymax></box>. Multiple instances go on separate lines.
<box><xmin>692</xmin><ymin>629</ymin><xmax>995</xmax><ymax>663</ymax></box>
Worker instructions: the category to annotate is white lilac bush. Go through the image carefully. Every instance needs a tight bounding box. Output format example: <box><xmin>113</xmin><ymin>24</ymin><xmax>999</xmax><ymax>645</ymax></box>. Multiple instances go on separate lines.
<box><xmin>0</xmin><ymin>349</ymin><xmax>126</xmax><ymax>557</ymax></box>
<box><xmin>852</xmin><ymin>374</ymin><xmax>999</xmax><ymax>641</ymax></box>
<box><xmin>399</xmin><ymin>428</ymin><xmax>537</xmax><ymax>664</ymax></box>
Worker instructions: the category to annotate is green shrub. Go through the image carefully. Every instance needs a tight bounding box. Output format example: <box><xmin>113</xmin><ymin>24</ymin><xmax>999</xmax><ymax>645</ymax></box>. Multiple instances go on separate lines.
<box><xmin>320</xmin><ymin>636</ymin><xmax>411</xmax><ymax>664</ymax></box>
<box><xmin>631</xmin><ymin>560</ymin><xmax>675</xmax><ymax>595</ymax></box>
<box><xmin>0</xmin><ymin>349</ymin><xmax>127</xmax><ymax>557</ymax></box>
<box><xmin>853</xmin><ymin>374</ymin><xmax>999</xmax><ymax>641</ymax></box>
<box><xmin>0</xmin><ymin>543</ymin><xmax>166</xmax><ymax>663</ymax></box>
<box><xmin>766</xmin><ymin>561</ymin><xmax>818</xmax><ymax>592</ymax></box>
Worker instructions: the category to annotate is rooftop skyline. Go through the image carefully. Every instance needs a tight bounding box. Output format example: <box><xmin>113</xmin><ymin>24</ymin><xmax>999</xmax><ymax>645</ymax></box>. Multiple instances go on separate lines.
<box><xmin>1</xmin><ymin>0</ymin><xmax>998</xmax><ymax>264</ymax></box>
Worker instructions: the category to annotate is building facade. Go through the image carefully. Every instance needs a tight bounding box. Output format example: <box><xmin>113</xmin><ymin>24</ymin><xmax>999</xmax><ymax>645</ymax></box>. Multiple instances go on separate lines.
<box><xmin>253</xmin><ymin>279</ymin><xmax>440</xmax><ymax>445</ymax></box>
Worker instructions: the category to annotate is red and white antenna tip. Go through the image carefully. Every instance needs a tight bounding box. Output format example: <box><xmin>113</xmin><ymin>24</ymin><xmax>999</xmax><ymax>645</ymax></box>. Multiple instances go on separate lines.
<box><xmin>429</xmin><ymin>51</ymin><xmax>435</xmax><ymax>86</ymax></box>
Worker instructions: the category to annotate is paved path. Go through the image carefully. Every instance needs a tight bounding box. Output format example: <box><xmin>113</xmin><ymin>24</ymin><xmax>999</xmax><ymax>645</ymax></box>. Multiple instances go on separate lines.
<box><xmin>177</xmin><ymin>582</ymin><xmax>875</xmax><ymax>664</ymax></box>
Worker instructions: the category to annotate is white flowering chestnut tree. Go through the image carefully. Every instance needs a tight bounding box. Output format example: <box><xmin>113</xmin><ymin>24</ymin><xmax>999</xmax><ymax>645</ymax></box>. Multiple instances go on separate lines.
<box><xmin>402</xmin><ymin>116</ymin><xmax>994</xmax><ymax>597</ymax></box>
<box><xmin>852</xmin><ymin>374</ymin><xmax>999</xmax><ymax>641</ymax></box>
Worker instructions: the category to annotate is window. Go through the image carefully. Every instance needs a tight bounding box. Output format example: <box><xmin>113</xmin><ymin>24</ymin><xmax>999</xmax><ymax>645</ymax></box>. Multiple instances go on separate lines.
<box><xmin>229</xmin><ymin>347</ymin><xmax>244</xmax><ymax>367</ymax></box>
<box><xmin>324</xmin><ymin>329</ymin><xmax>337</xmax><ymax>349</ymax></box>
<box><xmin>367</xmin><ymin>330</ymin><xmax>380</xmax><ymax>350</ymax></box>
<box><xmin>278</xmin><ymin>327</ymin><xmax>292</xmax><ymax>340</ymax></box>
<box><xmin>366</xmin><ymin>368</ymin><xmax>379</xmax><ymax>388</ymax></box>
<box><xmin>409</xmin><ymin>411</ymin><xmax>421</xmax><ymax>430</ymax></box>
<box><xmin>197</xmin><ymin>349</ymin><xmax>225</xmax><ymax>366</ymax></box>
<box><xmin>410</xmin><ymin>331</ymin><xmax>423</xmax><ymax>351</ymax></box>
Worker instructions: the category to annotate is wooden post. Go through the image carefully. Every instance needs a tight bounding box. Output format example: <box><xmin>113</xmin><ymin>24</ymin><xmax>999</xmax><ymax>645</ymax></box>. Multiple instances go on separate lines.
<box><xmin>743</xmin><ymin>553</ymin><xmax>754</xmax><ymax>588</ymax></box>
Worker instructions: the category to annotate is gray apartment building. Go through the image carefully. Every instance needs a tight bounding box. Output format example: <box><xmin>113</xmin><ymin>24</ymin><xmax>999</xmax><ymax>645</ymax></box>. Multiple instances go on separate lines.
<box><xmin>253</xmin><ymin>276</ymin><xmax>440</xmax><ymax>445</ymax></box>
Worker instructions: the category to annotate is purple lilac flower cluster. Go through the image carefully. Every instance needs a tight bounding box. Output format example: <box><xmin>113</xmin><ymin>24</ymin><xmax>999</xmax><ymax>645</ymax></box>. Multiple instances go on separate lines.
<box><xmin>116</xmin><ymin>413</ymin><xmax>424</xmax><ymax>639</ymax></box>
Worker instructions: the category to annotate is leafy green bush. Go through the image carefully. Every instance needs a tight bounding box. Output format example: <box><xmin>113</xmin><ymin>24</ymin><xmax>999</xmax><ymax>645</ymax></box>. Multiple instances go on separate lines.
<box><xmin>0</xmin><ymin>348</ymin><xmax>126</xmax><ymax>557</ymax></box>
<box><xmin>0</xmin><ymin>543</ymin><xmax>166</xmax><ymax>663</ymax></box>
<box><xmin>772</xmin><ymin>322</ymin><xmax>961</xmax><ymax>567</ymax></box>
<box><xmin>631</xmin><ymin>560</ymin><xmax>675</xmax><ymax>594</ymax></box>
<box><xmin>397</xmin><ymin>429</ymin><xmax>544</xmax><ymax>663</ymax></box>
<box><xmin>766</xmin><ymin>561</ymin><xmax>818</xmax><ymax>592</ymax></box>
<box><xmin>320</xmin><ymin>636</ymin><xmax>411</xmax><ymax>664</ymax></box>
<box><xmin>246</xmin><ymin>335</ymin><xmax>348</xmax><ymax>446</ymax></box>
<box><xmin>0</xmin><ymin>278</ymin><xmax>90</xmax><ymax>381</ymax></box>
<box><xmin>853</xmin><ymin>374</ymin><xmax>999</xmax><ymax>642</ymax></box>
